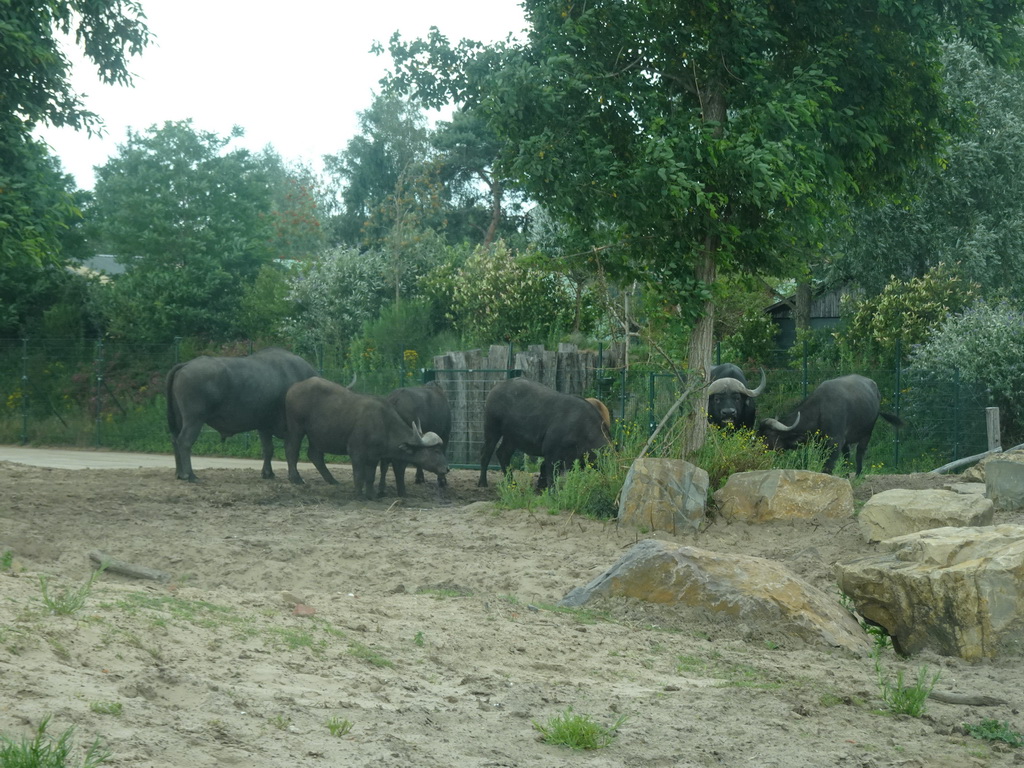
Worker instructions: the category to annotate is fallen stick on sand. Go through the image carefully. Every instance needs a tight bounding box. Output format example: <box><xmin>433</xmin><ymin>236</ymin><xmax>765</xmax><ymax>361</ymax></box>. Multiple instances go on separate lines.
<box><xmin>88</xmin><ymin>550</ymin><xmax>172</xmax><ymax>583</ymax></box>
<box><xmin>929</xmin><ymin>690</ymin><xmax>1008</xmax><ymax>706</ymax></box>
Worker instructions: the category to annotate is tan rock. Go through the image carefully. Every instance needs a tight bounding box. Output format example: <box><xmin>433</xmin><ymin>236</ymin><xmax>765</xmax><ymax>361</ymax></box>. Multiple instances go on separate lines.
<box><xmin>837</xmin><ymin>524</ymin><xmax>1024</xmax><ymax>659</ymax></box>
<box><xmin>713</xmin><ymin>470</ymin><xmax>853</xmax><ymax>523</ymax></box>
<box><xmin>858</xmin><ymin>488</ymin><xmax>993</xmax><ymax>543</ymax></box>
<box><xmin>617</xmin><ymin>458</ymin><xmax>708</xmax><ymax>534</ymax></box>
<box><xmin>560</xmin><ymin>539</ymin><xmax>871</xmax><ymax>654</ymax></box>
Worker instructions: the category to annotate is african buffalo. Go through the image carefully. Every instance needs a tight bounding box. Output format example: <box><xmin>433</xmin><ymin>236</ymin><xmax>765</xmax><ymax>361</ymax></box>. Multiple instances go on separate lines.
<box><xmin>758</xmin><ymin>374</ymin><xmax>903</xmax><ymax>475</ymax></box>
<box><xmin>284</xmin><ymin>377</ymin><xmax>448</xmax><ymax>499</ymax></box>
<box><xmin>378</xmin><ymin>383</ymin><xmax>452</xmax><ymax>495</ymax></box>
<box><xmin>478</xmin><ymin>378</ymin><xmax>611</xmax><ymax>491</ymax></box>
<box><xmin>707</xmin><ymin>363</ymin><xmax>765</xmax><ymax>430</ymax></box>
<box><xmin>166</xmin><ymin>347</ymin><xmax>316</xmax><ymax>482</ymax></box>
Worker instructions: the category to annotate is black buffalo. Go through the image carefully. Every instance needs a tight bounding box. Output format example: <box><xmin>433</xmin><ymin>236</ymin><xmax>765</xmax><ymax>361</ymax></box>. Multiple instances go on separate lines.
<box><xmin>707</xmin><ymin>363</ymin><xmax>765</xmax><ymax>429</ymax></box>
<box><xmin>478</xmin><ymin>377</ymin><xmax>611</xmax><ymax>490</ymax></box>
<box><xmin>166</xmin><ymin>347</ymin><xmax>316</xmax><ymax>482</ymax></box>
<box><xmin>758</xmin><ymin>374</ymin><xmax>903</xmax><ymax>475</ymax></box>
<box><xmin>284</xmin><ymin>377</ymin><xmax>449</xmax><ymax>499</ymax></box>
<box><xmin>378</xmin><ymin>383</ymin><xmax>452</xmax><ymax>495</ymax></box>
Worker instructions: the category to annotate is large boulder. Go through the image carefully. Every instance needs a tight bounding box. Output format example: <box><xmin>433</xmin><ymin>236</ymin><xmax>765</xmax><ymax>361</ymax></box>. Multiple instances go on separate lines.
<box><xmin>713</xmin><ymin>470</ymin><xmax>854</xmax><ymax>523</ymax></box>
<box><xmin>858</xmin><ymin>488</ymin><xmax>993</xmax><ymax>543</ymax></box>
<box><xmin>560</xmin><ymin>539</ymin><xmax>871</xmax><ymax>654</ymax></box>
<box><xmin>617</xmin><ymin>458</ymin><xmax>709</xmax><ymax>534</ymax></box>
<box><xmin>836</xmin><ymin>525</ymin><xmax>1024</xmax><ymax>660</ymax></box>
<box><xmin>985</xmin><ymin>458</ymin><xmax>1024</xmax><ymax>511</ymax></box>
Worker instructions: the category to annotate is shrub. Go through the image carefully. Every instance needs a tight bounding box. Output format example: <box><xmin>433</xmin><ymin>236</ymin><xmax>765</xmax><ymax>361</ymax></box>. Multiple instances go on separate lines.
<box><xmin>533</xmin><ymin>707</ymin><xmax>627</xmax><ymax>750</ymax></box>
<box><xmin>0</xmin><ymin>716</ymin><xmax>110</xmax><ymax>768</ymax></box>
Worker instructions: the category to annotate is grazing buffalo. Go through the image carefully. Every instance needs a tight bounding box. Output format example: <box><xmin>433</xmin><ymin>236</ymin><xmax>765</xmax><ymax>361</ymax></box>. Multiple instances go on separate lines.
<box><xmin>707</xmin><ymin>363</ymin><xmax>765</xmax><ymax>430</ymax></box>
<box><xmin>478</xmin><ymin>378</ymin><xmax>611</xmax><ymax>491</ymax></box>
<box><xmin>166</xmin><ymin>347</ymin><xmax>316</xmax><ymax>482</ymax></box>
<box><xmin>379</xmin><ymin>383</ymin><xmax>452</xmax><ymax>495</ymax></box>
<box><xmin>284</xmin><ymin>377</ymin><xmax>448</xmax><ymax>499</ymax></box>
<box><xmin>758</xmin><ymin>374</ymin><xmax>903</xmax><ymax>475</ymax></box>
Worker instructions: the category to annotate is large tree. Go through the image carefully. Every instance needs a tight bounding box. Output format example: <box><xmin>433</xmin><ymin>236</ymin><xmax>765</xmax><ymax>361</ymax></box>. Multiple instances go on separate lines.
<box><xmin>87</xmin><ymin>121</ymin><xmax>286</xmax><ymax>341</ymax></box>
<box><xmin>1</xmin><ymin>0</ymin><xmax>149</xmax><ymax>267</ymax></box>
<box><xmin>828</xmin><ymin>38</ymin><xmax>1024</xmax><ymax>296</ymax></box>
<box><xmin>384</xmin><ymin>1</ymin><xmax>1024</xmax><ymax>453</ymax></box>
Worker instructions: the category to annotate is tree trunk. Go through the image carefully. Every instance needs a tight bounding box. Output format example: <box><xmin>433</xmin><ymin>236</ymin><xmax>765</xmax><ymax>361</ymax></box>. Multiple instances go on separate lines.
<box><xmin>483</xmin><ymin>175</ymin><xmax>502</xmax><ymax>248</ymax></box>
<box><xmin>795</xmin><ymin>279</ymin><xmax>812</xmax><ymax>331</ymax></box>
<box><xmin>681</xmin><ymin>238</ymin><xmax>718</xmax><ymax>457</ymax></box>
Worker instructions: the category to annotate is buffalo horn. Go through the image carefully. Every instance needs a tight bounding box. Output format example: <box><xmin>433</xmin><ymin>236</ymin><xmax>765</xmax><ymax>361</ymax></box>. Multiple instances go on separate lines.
<box><xmin>411</xmin><ymin>420</ymin><xmax>443</xmax><ymax>446</ymax></box>
<box><xmin>707</xmin><ymin>372</ymin><xmax>764</xmax><ymax>398</ymax></box>
<box><xmin>761</xmin><ymin>412</ymin><xmax>801</xmax><ymax>432</ymax></box>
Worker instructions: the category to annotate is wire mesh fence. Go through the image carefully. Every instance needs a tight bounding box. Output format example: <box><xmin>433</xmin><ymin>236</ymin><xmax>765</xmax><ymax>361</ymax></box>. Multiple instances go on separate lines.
<box><xmin>0</xmin><ymin>336</ymin><xmax>998</xmax><ymax>473</ymax></box>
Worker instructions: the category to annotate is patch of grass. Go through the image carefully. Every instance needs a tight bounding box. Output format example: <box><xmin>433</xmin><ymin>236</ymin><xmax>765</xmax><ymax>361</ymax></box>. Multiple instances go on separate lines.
<box><xmin>0</xmin><ymin>715</ymin><xmax>111</xmax><ymax>767</ymax></box>
<box><xmin>412</xmin><ymin>631</ymin><xmax>425</xmax><ymax>647</ymax></box>
<box><xmin>325</xmin><ymin>716</ymin><xmax>353</xmax><ymax>737</ymax></box>
<box><xmin>532</xmin><ymin>707</ymin><xmax>627</xmax><ymax>750</ymax></box>
<box><xmin>266</xmin><ymin>626</ymin><xmax>324</xmax><ymax>653</ymax></box>
<box><xmin>348</xmin><ymin>641</ymin><xmax>394</xmax><ymax>668</ymax></box>
<box><xmin>415</xmin><ymin>586</ymin><xmax>473</xmax><ymax>599</ymax></box>
<box><xmin>963</xmin><ymin>719</ymin><xmax>1024</xmax><ymax>748</ymax></box>
<box><xmin>873</xmin><ymin>651</ymin><xmax>939</xmax><ymax>717</ymax></box>
<box><xmin>88</xmin><ymin>702</ymin><xmax>122</xmax><ymax>717</ymax></box>
<box><xmin>39</xmin><ymin>568</ymin><xmax>104</xmax><ymax>616</ymax></box>
<box><xmin>271</xmin><ymin>715</ymin><xmax>291</xmax><ymax>731</ymax></box>
<box><xmin>1</xmin><ymin>550</ymin><xmax>13</xmax><ymax>570</ymax></box>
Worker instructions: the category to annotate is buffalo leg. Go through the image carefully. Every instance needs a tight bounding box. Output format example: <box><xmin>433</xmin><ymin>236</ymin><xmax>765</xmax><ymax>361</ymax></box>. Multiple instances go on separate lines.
<box><xmin>285</xmin><ymin>432</ymin><xmax>305</xmax><ymax>484</ymax></box>
<box><xmin>308</xmin><ymin>446</ymin><xmax>339</xmax><ymax>485</ymax></box>
<box><xmin>495</xmin><ymin>440</ymin><xmax>516</xmax><ymax>477</ymax></box>
<box><xmin>854</xmin><ymin>439</ymin><xmax>870</xmax><ymax>476</ymax></box>
<box><xmin>391</xmin><ymin>461</ymin><xmax>408</xmax><ymax>497</ymax></box>
<box><xmin>378</xmin><ymin>459</ymin><xmax>390</xmax><ymax>496</ymax></box>
<box><xmin>351</xmin><ymin>457</ymin><xmax>376</xmax><ymax>499</ymax></box>
<box><xmin>257</xmin><ymin>429</ymin><xmax>276</xmax><ymax>479</ymax></box>
<box><xmin>478</xmin><ymin>430</ymin><xmax>501</xmax><ymax>487</ymax></box>
<box><xmin>172</xmin><ymin>420</ymin><xmax>204</xmax><ymax>482</ymax></box>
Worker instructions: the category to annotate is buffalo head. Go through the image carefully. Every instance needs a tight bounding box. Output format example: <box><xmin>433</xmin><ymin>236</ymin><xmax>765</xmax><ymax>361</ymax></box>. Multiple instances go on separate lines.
<box><xmin>707</xmin><ymin>368</ymin><xmax>765</xmax><ymax>428</ymax></box>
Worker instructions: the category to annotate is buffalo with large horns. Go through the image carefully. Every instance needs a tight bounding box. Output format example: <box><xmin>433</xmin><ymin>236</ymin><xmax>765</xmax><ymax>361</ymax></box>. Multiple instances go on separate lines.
<box><xmin>758</xmin><ymin>374</ymin><xmax>902</xmax><ymax>475</ymax></box>
<box><xmin>707</xmin><ymin>363</ymin><xmax>766</xmax><ymax>430</ymax></box>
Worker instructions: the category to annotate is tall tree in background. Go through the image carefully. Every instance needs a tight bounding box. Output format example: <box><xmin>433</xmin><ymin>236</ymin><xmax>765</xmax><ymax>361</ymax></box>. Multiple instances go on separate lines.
<box><xmin>323</xmin><ymin>94</ymin><xmax>432</xmax><ymax>247</ymax></box>
<box><xmin>827</xmin><ymin>38</ymin><xmax>1024</xmax><ymax>297</ymax></box>
<box><xmin>1</xmin><ymin>0</ymin><xmax>149</xmax><ymax>267</ymax></box>
<box><xmin>87</xmin><ymin>121</ymin><xmax>282</xmax><ymax>341</ymax></box>
<box><xmin>386</xmin><ymin>1</ymin><xmax>1024</xmax><ymax>454</ymax></box>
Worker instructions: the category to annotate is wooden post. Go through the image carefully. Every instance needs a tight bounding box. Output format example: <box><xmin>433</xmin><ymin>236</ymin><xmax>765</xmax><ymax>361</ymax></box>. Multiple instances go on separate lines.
<box><xmin>987</xmin><ymin>407</ymin><xmax>1002</xmax><ymax>452</ymax></box>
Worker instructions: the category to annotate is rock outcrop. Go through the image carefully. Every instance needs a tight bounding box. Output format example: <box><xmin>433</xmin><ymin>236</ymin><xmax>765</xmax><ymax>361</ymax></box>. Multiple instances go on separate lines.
<box><xmin>560</xmin><ymin>539</ymin><xmax>871</xmax><ymax>654</ymax></box>
<box><xmin>617</xmin><ymin>458</ymin><xmax>709</xmax><ymax>534</ymax></box>
<box><xmin>837</xmin><ymin>525</ymin><xmax>1024</xmax><ymax>659</ymax></box>
<box><xmin>857</xmin><ymin>488</ymin><xmax>993</xmax><ymax>542</ymax></box>
<box><xmin>713</xmin><ymin>470</ymin><xmax>854</xmax><ymax>523</ymax></box>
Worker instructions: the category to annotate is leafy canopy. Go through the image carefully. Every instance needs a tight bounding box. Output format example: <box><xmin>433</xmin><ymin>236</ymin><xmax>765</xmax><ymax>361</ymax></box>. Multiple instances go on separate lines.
<box><xmin>1</xmin><ymin>0</ymin><xmax>150</xmax><ymax>267</ymax></box>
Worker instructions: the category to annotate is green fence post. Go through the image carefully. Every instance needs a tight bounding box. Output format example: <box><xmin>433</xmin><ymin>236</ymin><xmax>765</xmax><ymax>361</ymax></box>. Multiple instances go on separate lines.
<box><xmin>19</xmin><ymin>338</ymin><xmax>29</xmax><ymax>445</ymax></box>
<box><xmin>94</xmin><ymin>337</ymin><xmax>104</xmax><ymax>446</ymax></box>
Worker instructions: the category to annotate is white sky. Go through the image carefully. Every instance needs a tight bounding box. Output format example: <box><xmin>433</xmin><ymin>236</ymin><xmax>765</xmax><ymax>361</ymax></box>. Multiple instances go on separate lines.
<box><xmin>34</xmin><ymin>0</ymin><xmax>527</xmax><ymax>190</ymax></box>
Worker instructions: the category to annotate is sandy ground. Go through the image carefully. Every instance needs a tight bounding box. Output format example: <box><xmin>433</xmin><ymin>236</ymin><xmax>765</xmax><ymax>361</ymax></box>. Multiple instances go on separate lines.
<box><xmin>1</xmin><ymin>450</ymin><xmax>1023</xmax><ymax>767</ymax></box>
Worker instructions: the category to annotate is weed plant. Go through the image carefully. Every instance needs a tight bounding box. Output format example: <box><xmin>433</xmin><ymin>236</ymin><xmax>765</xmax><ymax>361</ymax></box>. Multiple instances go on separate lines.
<box><xmin>325</xmin><ymin>717</ymin><xmax>354</xmax><ymax>737</ymax></box>
<box><xmin>873</xmin><ymin>650</ymin><xmax>939</xmax><ymax>716</ymax></box>
<box><xmin>0</xmin><ymin>716</ymin><xmax>110</xmax><ymax>768</ymax></box>
<box><xmin>533</xmin><ymin>707</ymin><xmax>627</xmax><ymax>750</ymax></box>
<box><xmin>39</xmin><ymin>568</ymin><xmax>104</xmax><ymax>616</ymax></box>
<box><xmin>87</xmin><ymin>702</ymin><xmax>121</xmax><ymax>717</ymax></box>
<box><xmin>1</xmin><ymin>550</ymin><xmax>13</xmax><ymax>570</ymax></box>
<box><xmin>963</xmin><ymin>719</ymin><xmax>1024</xmax><ymax>747</ymax></box>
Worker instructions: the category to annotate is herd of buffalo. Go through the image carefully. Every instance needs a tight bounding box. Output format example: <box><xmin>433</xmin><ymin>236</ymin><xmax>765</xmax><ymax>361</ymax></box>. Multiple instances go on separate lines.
<box><xmin>164</xmin><ymin>347</ymin><xmax>902</xmax><ymax>498</ymax></box>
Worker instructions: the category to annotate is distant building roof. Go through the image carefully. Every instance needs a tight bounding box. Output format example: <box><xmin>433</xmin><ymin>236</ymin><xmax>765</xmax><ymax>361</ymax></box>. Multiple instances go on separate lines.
<box><xmin>81</xmin><ymin>254</ymin><xmax>125</xmax><ymax>275</ymax></box>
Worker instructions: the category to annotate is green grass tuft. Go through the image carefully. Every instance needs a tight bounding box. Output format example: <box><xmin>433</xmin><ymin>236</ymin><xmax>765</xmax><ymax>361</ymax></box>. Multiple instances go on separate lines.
<box><xmin>0</xmin><ymin>716</ymin><xmax>110</xmax><ymax>768</ymax></box>
<box><xmin>964</xmin><ymin>719</ymin><xmax>1024</xmax><ymax>747</ymax></box>
<box><xmin>533</xmin><ymin>707</ymin><xmax>627</xmax><ymax>750</ymax></box>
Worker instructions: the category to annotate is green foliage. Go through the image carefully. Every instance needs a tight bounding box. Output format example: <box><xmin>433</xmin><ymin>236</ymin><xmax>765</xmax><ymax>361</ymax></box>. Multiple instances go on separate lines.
<box><xmin>0</xmin><ymin>716</ymin><xmax>110</xmax><ymax>768</ymax></box>
<box><xmin>235</xmin><ymin>264</ymin><xmax>293</xmax><ymax>343</ymax></box>
<box><xmin>87</xmin><ymin>122</ymin><xmax>302</xmax><ymax>341</ymax></box>
<box><xmin>0</xmin><ymin>0</ymin><xmax>149</xmax><ymax>268</ymax></box>
<box><xmin>829</xmin><ymin>39</ymin><xmax>1024</xmax><ymax>298</ymax></box>
<box><xmin>87</xmin><ymin>702</ymin><xmax>121</xmax><ymax>717</ymax></box>
<box><xmin>348</xmin><ymin>299</ymin><xmax>437</xmax><ymax>382</ymax></box>
<box><xmin>963</xmin><ymin>719</ymin><xmax>1024</xmax><ymax>748</ymax></box>
<box><xmin>532</xmin><ymin>707</ymin><xmax>627</xmax><ymax>750</ymax></box>
<box><xmin>837</xmin><ymin>264</ymin><xmax>981</xmax><ymax>364</ymax></box>
<box><xmin>908</xmin><ymin>299</ymin><xmax>1024</xmax><ymax>442</ymax></box>
<box><xmin>434</xmin><ymin>241</ymin><xmax>588</xmax><ymax>346</ymax></box>
<box><xmin>873</xmin><ymin>651</ymin><xmax>939</xmax><ymax>717</ymax></box>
